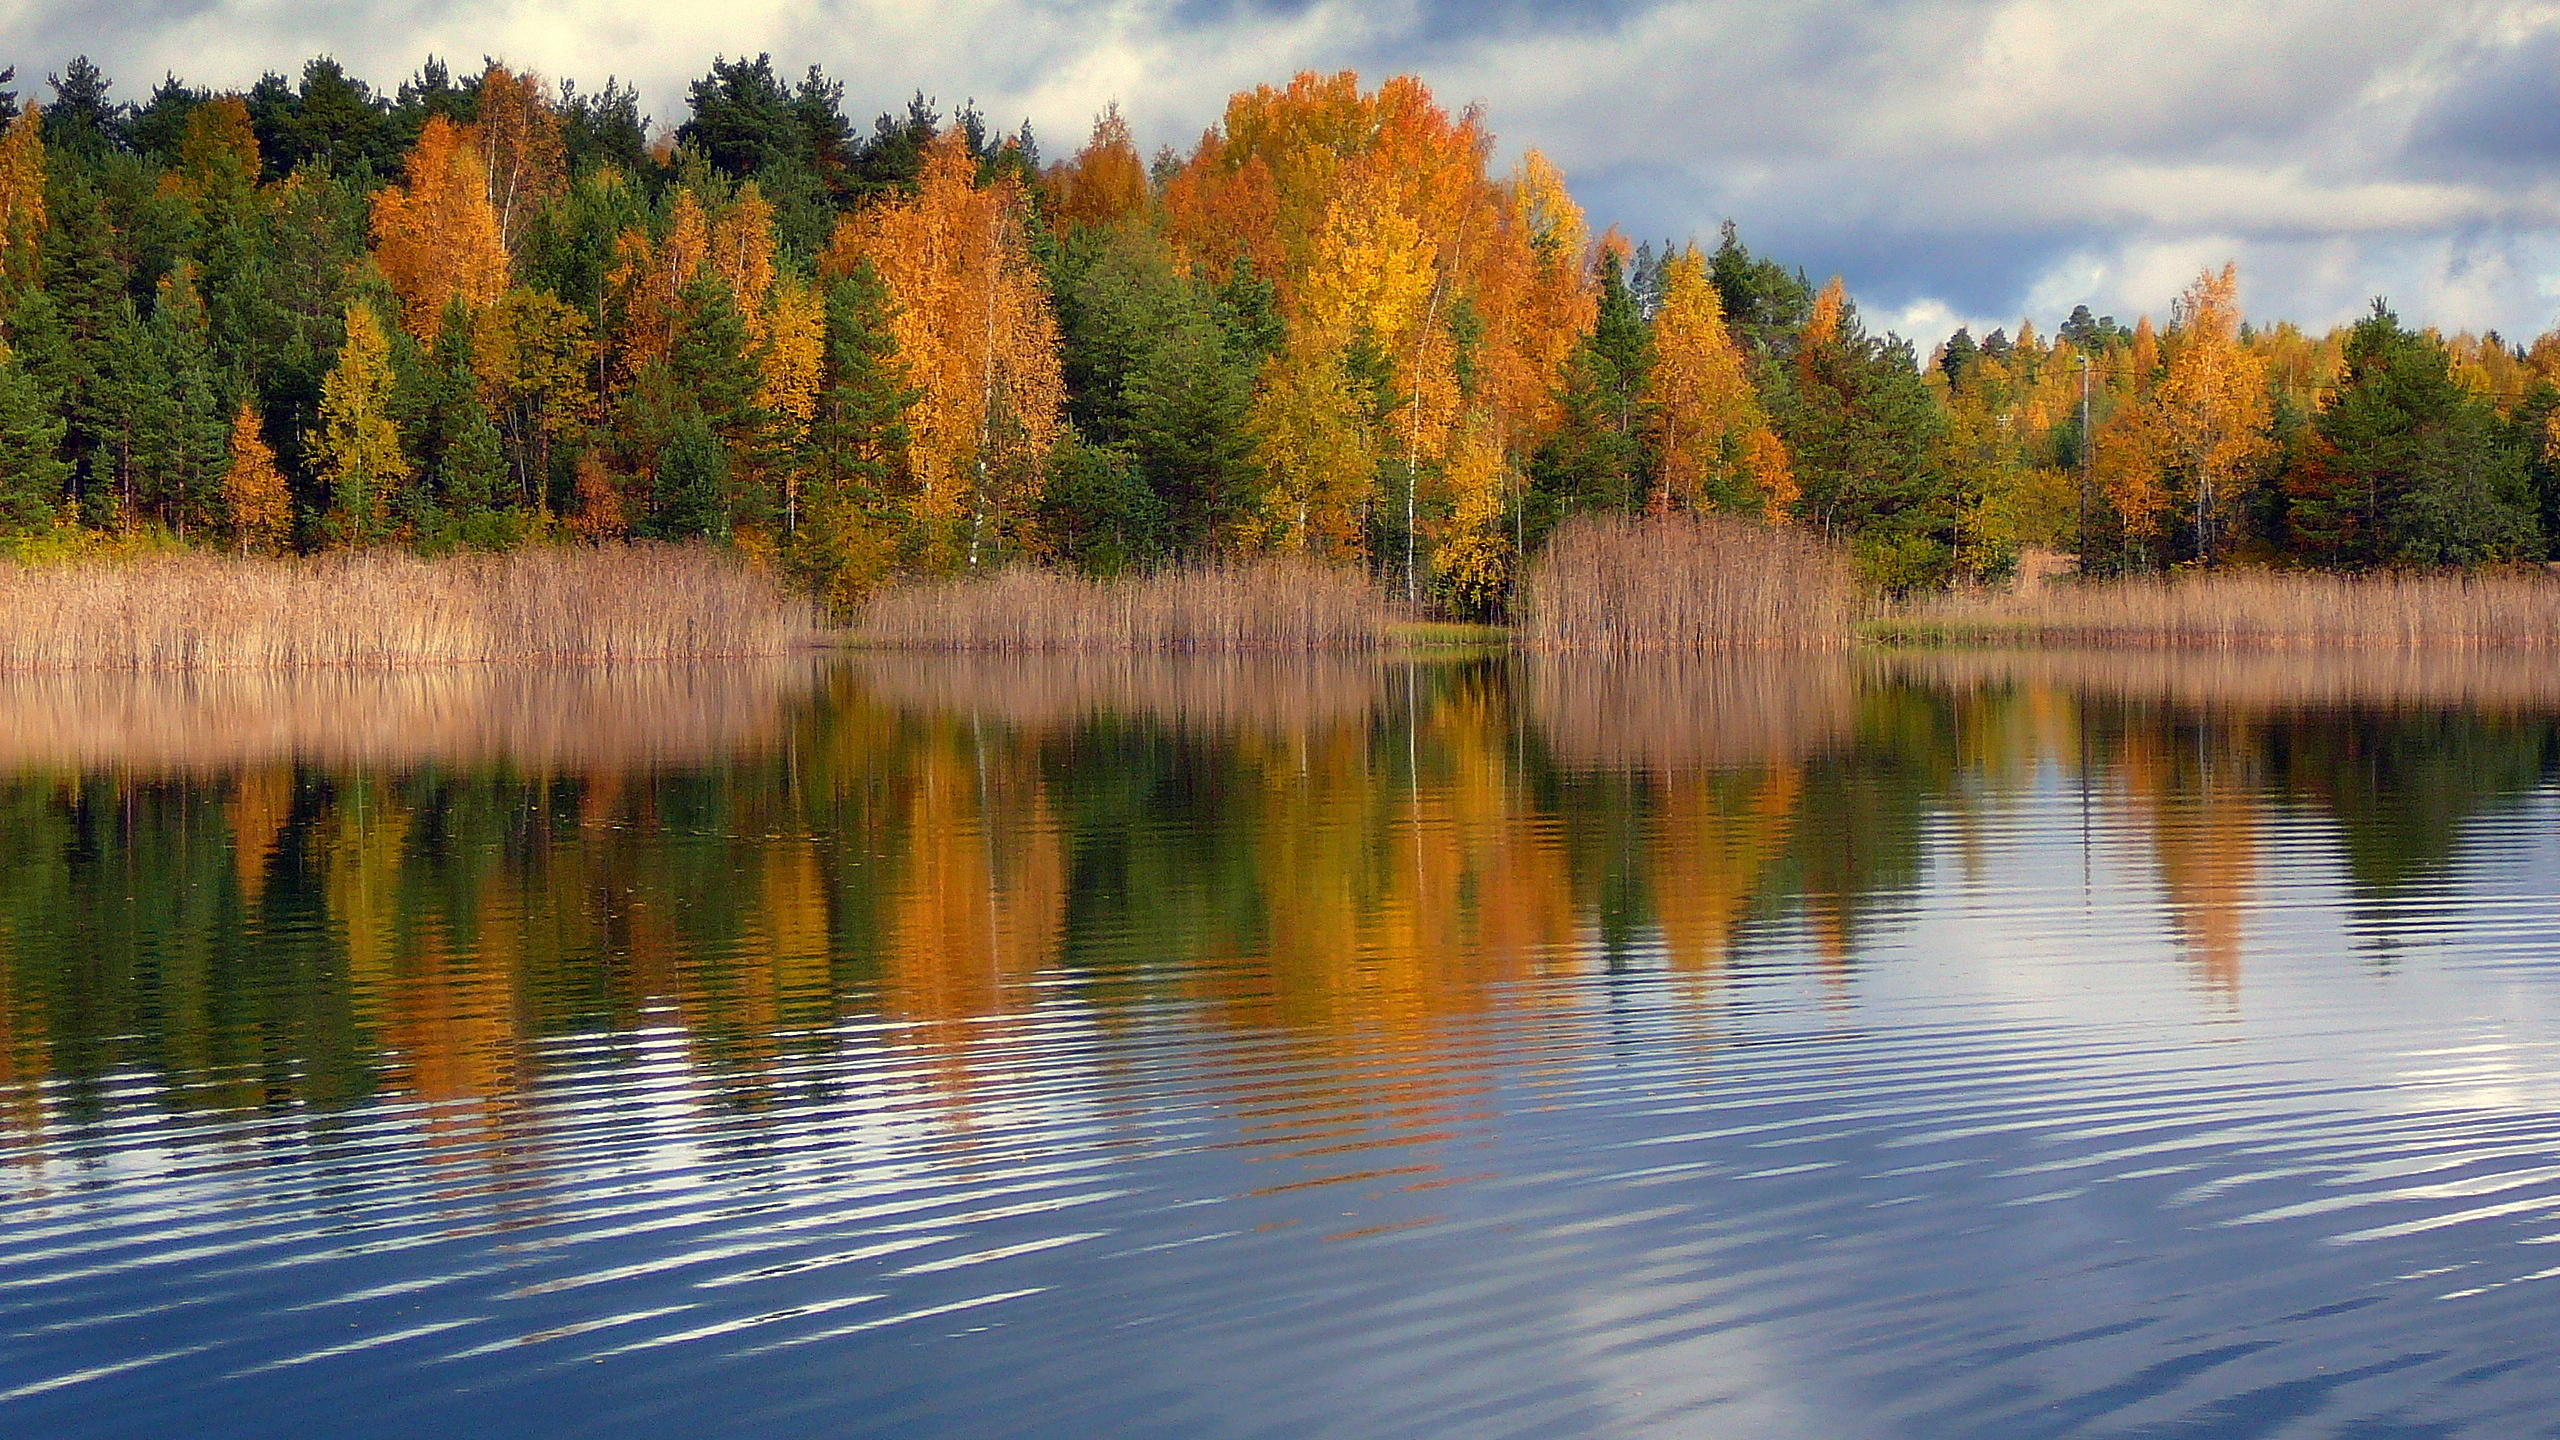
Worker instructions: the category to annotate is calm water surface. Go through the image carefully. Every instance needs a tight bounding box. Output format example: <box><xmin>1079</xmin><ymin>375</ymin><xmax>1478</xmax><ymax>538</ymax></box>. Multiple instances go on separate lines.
<box><xmin>4</xmin><ymin>651</ymin><xmax>2560</xmax><ymax>1438</ymax></box>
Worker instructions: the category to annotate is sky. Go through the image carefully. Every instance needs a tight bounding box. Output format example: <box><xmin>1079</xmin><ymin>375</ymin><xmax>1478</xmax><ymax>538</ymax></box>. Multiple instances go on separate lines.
<box><xmin>12</xmin><ymin>0</ymin><xmax>2560</xmax><ymax>351</ymax></box>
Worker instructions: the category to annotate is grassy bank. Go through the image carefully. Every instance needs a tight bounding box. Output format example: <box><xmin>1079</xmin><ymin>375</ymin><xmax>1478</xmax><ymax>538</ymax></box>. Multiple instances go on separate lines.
<box><xmin>850</xmin><ymin>561</ymin><xmax>1396</xmax><ymax>651</ymax></box>
<box><xmin>1519</xmin><ymin>514</ymin><xmax>1859</xmax><ymax>652</ymax></box>
<box><xmin>1888</xmin><ymin>569</ymin><xmax>2560</xmax><ymax>650</ymax></box>
<box><xmin>0</xmin><ymin>544</ymin><xmax>821</xmax><ymax>672</ymax></box>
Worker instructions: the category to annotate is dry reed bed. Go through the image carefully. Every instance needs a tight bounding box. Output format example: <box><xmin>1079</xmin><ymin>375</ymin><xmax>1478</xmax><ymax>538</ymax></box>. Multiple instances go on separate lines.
<box><xmin>853</xmin><ymin>561</ymin><xmax>1394</xmax><ymax>651</ymax></box>
<box><xmin>0</xmin><ymin>545</ymin><xmax>821</xmax><ymax>671</ymax></box>
<box><xmin>850</xmin><ymin>653</ymin><xmax>1391</xmax><ymax>735</ymax></box>
<box><xmin>1530</xmin><ymin>655</ymin><xmax>1858</xmax><ymax>771</ymax></box>
<box><xmin>1889</xmin><ymin>647</ymin><xmax>2560</xmax><ymax>716</ymax></box>
<box><xmin>0</xmin><ymin>661</ymin><xmax>827</xmax><ymax>774</ymax></box>
<box><xmin>1924</xmin><ymin>570</ymin><xmax>2560</xmax><ymax>649</ymax></box>
<box><xmin>1520</xmin><ymin>514</ymin><xmax>1860</xmax><ymax>652</ymax></box>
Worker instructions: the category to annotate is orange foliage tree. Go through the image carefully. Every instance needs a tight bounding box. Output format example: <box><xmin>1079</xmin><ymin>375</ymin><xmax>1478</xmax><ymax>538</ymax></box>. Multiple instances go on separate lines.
<box><xmin>2153</xmin><ymin>263</ymin><xmax>2271</xmax><ymax>562</ymax></box>
<box><xmin>1644</xmin><ymin>245</ymin><xmax>1784</xmax><ymax>516</ymax></box>
<box><xmin>819</xmin><ymin>130</ymin><xmax>1062</xmax><ymax>567</ymax></box>
<box><xmin>471</xmin><ymin>63</ymin><xmax>567</xmax><ymax>256</ymax></box>
<box><xmin>1176</xmin><ymin>72</ymin><xmax>1593</xmax><ymax>596</ymax></box>
<box><xmin>1046</xmin><ymin>105</ymin><xmax>1149</xmax><ymax>231</ymax></box>
<box><xmin>220</xmin><ymin>404</ymin><xmax>291</xmax><ymax>554</ymax></box>
<box><xmin>372</xmin><ymin>116</ymin><xmax>510</xmax><ymax>342</ymax></box>
<box><xmin>0</xmin><ymin>103</ymin><xmax>43</xmax><ymax>299</ymax></box>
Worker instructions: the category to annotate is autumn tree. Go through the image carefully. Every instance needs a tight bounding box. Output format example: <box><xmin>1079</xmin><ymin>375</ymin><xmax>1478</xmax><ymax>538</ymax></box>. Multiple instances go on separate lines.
<box><xmin>0</xmin><ymin>102</ymin><xmax>43</xmax><ymax>302</ymax></box>
<box><xmin>371</xmin><ymin>114</ymin><xmax>510</xmax><ymax>342</ymax></box>
<box><xmin>1046</xmin><ymin>105</ymin><xmax>1148</xmax><ymax>231</ymax></box>
<box><xmin>308</xmin><ymin>302</ymin><xmax>411</xmax><ymax>544</ymax></box>
<box><xmin>220</xmin><ymin>403</ymin><xmax>290</xmax><ymax>552</ymax></box>
<box><xmin>471</xmin><ymin>287</ymin><xmax>595</xmax><ymax>507</ymax></box>
<box><xmin>1643</xmin><ymin>245</ymin><xmax>1785</xmax><ymax>516</ymax></box>
<box><xmin>470</xmin><ymin>63</ymin><xmax>566</xmax><ymax>256</ymax></box>
<box><xmin>2154</xmin><ymin>263</ymin><xmax>2271</xmax><ymax>563</ymax></box>
<box><xmin>819</xmin><ymin>128</ymin><xmax>1062</xmax><ymax>568</ymax></box>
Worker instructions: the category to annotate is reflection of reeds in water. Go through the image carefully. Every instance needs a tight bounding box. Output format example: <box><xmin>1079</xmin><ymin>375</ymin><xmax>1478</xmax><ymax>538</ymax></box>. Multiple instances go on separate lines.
<box><xmin>0</xmin><ymin>660</ymin><xmax>826</xmax><ymax>774</ymax></box>
<box><xmin>1891</xmin><ymin>648</ymin><xmax>2560</xmax><ymax>714</ymax></box>
<box><xmin>0</xmin><ymin>544</ymin><xmax>820</xmax><ymax>671</ymax></box>
<box><xmin>1521</xmin><ymin>514</ymin><xmax>1859</xmax><ymax>652</ymax></box>
<box><xmin>854</xmin><ymin>561</ymin><xmax>1393</xmax><ymax>651</ymax></box>
<box><xmin>1529</xmin><ymin>655</ymin><xmax>1857</xmax><ymax>770</ymax></box>
<box><xmin>848</xmin><ymin>652</ymin><xmax>1392</xmax><ymax>734</ymax></box>
<box><xmin>1922</xmin><ymin>570</ymin><xmax>2560</xmax><ymax>649</ymax></box>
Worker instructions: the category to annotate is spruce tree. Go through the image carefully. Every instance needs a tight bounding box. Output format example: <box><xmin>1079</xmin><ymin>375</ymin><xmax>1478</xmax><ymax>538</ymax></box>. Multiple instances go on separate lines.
<box><xmin>0</xmin><ymin>350</ymin><xmax>67</xmax><ymax>533</ymax></box>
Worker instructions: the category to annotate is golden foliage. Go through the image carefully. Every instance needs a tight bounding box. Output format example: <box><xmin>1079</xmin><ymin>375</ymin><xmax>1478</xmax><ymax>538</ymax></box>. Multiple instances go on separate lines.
<box><xmin>0</xmin><ymin>103</ymin><xmax>43</xmax><ymax>297</ymax></box>
<box><xmin>178</xmin><ymin>97</ymin><xmax>260</xmax><ymax>189</ymax></box>
<box><xmin>759</xmin><ymin>273</ymin><xmax>826</xmax><ymax>431</ymax></box>
<box><xmin>1047</xmin><ymin>104</ymin><xmax>1149</xmax><ymax>229</ymax></box>
<box><xmin>818</xmin><ymin>129</ymin><xmax>1063</xmax><ymax>563</ymax></box>
<box><xmin>2154</xmin><ymin>263</ymin><xmax>2271</xmax><ymax>557</ymax></box>
<box><xmin>308</xmin><ymin>303</ymin><xmax>411</xmax><ymax>540</ymax></box>
<box><xmin>569</xmin><ymin>452</ymin><xmax>626</xmax><ymax>540</ymax></box>
<box><xmin>1804</xmin><ymin>276</ymin><xmax>1846</xmax><ymax>347</ymax></box>
<box><xmin>371</xmin><ymin>116</ymin><xmax>510</xmax><ymax>342</ymax></box>
<box><xmin>220</xmin><ymin>405</ymin><xmax>291</xmax><ymax>555</ymax></box>
<box><xmin>1644</xmin><ymin>245</ymin><xmax>1775</xmax><ymax>513</ymax></box>
<box><xmin>470</xmin><ymin>63</ymin><xmax>566</xmax><ymax>255</ymax></box>
<box><xmin>472</xmin><ymin>290</ymin><xmax>596</xmax><ymax>438</ymax></box>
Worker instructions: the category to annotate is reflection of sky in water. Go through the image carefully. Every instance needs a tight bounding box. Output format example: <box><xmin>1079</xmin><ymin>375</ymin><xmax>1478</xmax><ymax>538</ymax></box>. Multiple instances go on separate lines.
<box><xmin>0</xmin><ymin>657</ymin><xmax>2555</xmax><ymax>1437</ymax></box>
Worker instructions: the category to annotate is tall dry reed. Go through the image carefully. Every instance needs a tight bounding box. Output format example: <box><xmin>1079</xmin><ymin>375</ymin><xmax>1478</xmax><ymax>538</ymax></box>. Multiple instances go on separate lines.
<box><xmin>853</xmin><ymin>560</ymin><xmax>1394</xmax><ymax>651</ymax></box>
<box><xmin>0</xmin><ymin>544</ymin><xmax>821</xmax><ymax>671</ymax></box>
<box><xmin>1920</xmin><ymin>569</ymin><xmax>2560</xmax><ymax>649</ymax></box>
<box><xmin>1519</xmin><ymin>514</ymin><xmax>1860</xmax><ymax>652</ymax></box>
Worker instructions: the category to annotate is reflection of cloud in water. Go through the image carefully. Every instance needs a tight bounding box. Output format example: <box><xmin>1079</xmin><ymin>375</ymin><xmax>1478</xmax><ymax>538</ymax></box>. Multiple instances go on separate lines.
<box><xmin>1530</xmin><ymin>656</ymin><xmax>1857</xmax><ymax>771</ymax></box>
<box><xmin>0</xmin><ymin>661</ymin><xmax>827</xmax><ymax>774</ymax></box>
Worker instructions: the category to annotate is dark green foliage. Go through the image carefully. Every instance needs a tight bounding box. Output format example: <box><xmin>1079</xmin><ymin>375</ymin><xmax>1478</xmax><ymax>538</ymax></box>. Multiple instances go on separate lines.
<box><xmin>1037</xmin><ymin>438</ymin><xmax>1161</xmax><ymax>574</ymax></box>
<box><xmin>1938</xmin><ymin>327</ymin><xmax>1977</xmax><ymax>386</ymax></box>
<box><xmin>649</xmin><ymin>405</ymin><xmax>729</xmax><ymax>540</ymax></box>
<box><xmin>42</xmin><ymin>58</ymin><xmax>126</xmax><ymax>161</ymax></box>
<box><xmin>679</xmin><ymin>56</ymin><xmax>853</xmax><ymax>253</ymax></box>
<box><xmin>436</xmin><ymin>405</ymin><xmax>508</xmax><ymax>519</ymax></box>
<box><xmin>2057</xmin><ymin>304</ymin><xmax>2130</xmax><ymax>351</ymax></box>
<box><xmin>1527</xmin><ymin>248</ymin><xmax>1652</xmax><ymax>536</ymax></box>
<box><xmin>2288</xmin><ymin>302</ymin><xmax>2536</xmax><ymax>567</ymax></box>
<box><xmin>805</xmin><ymin>263</ymin><xmax>916</xmax><ymax>508</ymax></box>
<box><xmin>670</xmin><ymin>274</ymin><xmax>765</xmax><ymax>445</ymax></box>
<box><xmin>560</xmin><ymin>79</ymin><xmax>649</xmax><ymax>176</ymax></box>
<box><xmin>848</xmin><ymin>95</ymin><xmax>941</xmax><ymax>201</ymax></box>
<box><xmin>1769</xmin><ymin>304</ymin><xmax>1952</xmax><ymax>591</ymax></box>
<box><xmin>0</xmin><ymin>355</ymin><xmax>68</xmax><ymax>532</ymax></box>
<box><xmin>247</xmin><ymin>59</ymin><xmax>395</xmax><ymax>181</ymax></box>
<box><xmin>127</xmin><ymin>77</ymin><xmax>206</xmax><ymax>164</ymax></box>
<box><xmin>1049</xmin><ymin>220</ymin><xmax>1261</xmax><ymax>552</ymax></box>
<box><xmin>1709</xmin><ymin>221</ymin><xmax>1811</xmax><ymax>356</ymax></box>
<box><xmin>391</xmin><ymin>57</ymin><xmax>474</xmax><ymax>140</ymax></box>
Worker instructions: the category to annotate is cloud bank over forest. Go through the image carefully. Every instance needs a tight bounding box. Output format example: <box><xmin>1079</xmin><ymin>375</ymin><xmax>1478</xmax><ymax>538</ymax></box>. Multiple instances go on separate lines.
<box><xmin>15</xmin><ymin>0</ymin><xmax>2560</xmax><ymax>346</ymax></box>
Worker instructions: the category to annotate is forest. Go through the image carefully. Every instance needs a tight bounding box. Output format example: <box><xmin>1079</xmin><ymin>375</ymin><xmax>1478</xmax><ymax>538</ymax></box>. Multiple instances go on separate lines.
<box><xmin>0</xmin><ymin>52</ymin><xmax>2554</xmax><ymax>617</ymax></box>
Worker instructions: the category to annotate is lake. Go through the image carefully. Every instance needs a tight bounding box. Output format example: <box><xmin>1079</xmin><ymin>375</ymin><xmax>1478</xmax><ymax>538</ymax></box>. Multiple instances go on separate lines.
<box><xmin>3</xmin><ymin>650</ymin><xmax>2557</xmax><ymax>1438</ymax></box>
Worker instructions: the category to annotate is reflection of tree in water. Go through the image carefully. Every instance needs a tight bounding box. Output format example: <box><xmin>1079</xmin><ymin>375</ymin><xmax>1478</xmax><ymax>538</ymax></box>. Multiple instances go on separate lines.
<box><xmin>2</xmin><ymin>656</ymin><xmax>2550</xmax><ymax>1156</ymax></box>
<box><xmin>2272</xmin><ymin>712</ymin><xmax>2554</xmax><ymax>897</ymax></box>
